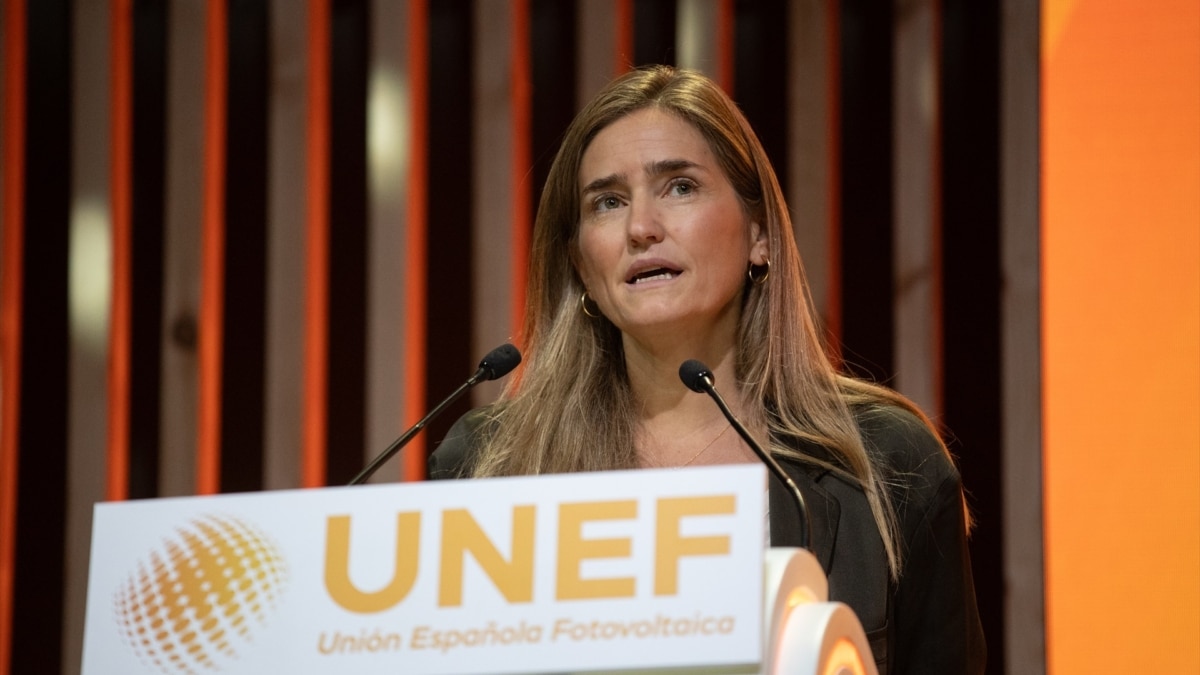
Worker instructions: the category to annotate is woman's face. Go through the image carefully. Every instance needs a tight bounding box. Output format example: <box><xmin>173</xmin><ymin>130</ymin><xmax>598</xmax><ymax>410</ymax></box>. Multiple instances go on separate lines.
<box><xmin>574</xmin><ymin>107</ymin><xmax>767</xmax><ymax>346</ymax></box>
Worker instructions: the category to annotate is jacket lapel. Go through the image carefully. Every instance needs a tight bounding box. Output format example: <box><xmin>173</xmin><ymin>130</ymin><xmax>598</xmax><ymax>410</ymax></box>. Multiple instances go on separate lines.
<box><xmin>768</xmin><ymin>465</ymin><xmax>840</xmax><ymax>575</ymax></box>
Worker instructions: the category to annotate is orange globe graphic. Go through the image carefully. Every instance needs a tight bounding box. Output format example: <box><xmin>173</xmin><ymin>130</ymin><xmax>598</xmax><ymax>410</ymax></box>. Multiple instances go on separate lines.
<box><xmin>113</xmin><ymin>515</ymin><xmax>288</xmax><ymax>674</ymax></box>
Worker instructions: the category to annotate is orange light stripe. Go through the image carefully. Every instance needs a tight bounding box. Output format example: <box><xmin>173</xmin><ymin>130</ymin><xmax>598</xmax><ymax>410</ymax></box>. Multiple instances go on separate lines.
<box><xmin>107</xmin><ymin>0</ymin><xmax>132</xmax><ymax>502</ymax></box>
<box><xmin>825</xmin><ymin>0</ymin><xmax>843</xmax><ymax>361</ymax></box>
<box><xmin>402</xmin><ymin>0</ymin><xmax>428</xmax><ymax>482</ymax></box>
<box><xmin>198</xmin><ymin>0</ymin><xmax>227</xmax><ymax>495</ymax></box>
<box><xmin>303</xmin><ymin>0</ymin><xmax>330</xmax><ymax>488</ymax></box>
<box><xmin>614</xmin><ymin>0</ymin><xmax>633</xmax><ymax>74</ymax></box>
<box><xmin>716</xmin><ymin>0</ymin><xmax>735</xmax><ymax>94</ymax></box>
<box><xmin>510</xmin><ymin>0</ymin><xmax>531</xmax><ymax>345</ymax></box>
<box><xmin>0</xmin><ymin>0</ymin><xmax>26</xmax><ymax>668</ymax></box>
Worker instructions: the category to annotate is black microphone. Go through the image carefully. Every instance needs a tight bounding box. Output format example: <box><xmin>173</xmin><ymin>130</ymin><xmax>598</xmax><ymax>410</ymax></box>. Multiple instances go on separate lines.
<box><xmin>348</xmin><ymin>343</ymin><xmax>522</xmax><ymax>485</ymax></box>
<box><xmin>678</xmin><ymin>359</ymin><xmax>811</xmax><ymax>550</ymax></box>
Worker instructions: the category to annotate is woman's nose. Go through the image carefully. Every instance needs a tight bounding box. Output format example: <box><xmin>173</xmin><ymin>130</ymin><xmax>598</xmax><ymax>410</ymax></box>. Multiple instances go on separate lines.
<box><xmin>626</xmin><ymin>198</ymin><xmax>664</xmax><ymax>246</ymax></box>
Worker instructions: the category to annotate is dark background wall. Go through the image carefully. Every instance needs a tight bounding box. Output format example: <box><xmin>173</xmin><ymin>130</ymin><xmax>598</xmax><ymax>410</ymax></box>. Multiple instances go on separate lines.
<box><xmin>0</xmin><ymin>1</ymin><xmax>1040</xmax><ymax>673</ymax></box>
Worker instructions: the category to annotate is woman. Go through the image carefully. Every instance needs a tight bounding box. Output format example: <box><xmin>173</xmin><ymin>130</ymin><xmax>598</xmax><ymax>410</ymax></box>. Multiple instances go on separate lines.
<box><xmin>429</xmin><ymin>65</ymin><xmax>985</xmax><ymax>673</ymax></box>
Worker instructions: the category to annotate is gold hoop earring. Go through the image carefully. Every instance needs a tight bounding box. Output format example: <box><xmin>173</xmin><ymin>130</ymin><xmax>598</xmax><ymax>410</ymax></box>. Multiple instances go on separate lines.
<box><xmin>748</xmin><ymin>259</ymin><xmax>770</xmax><ymax>286</ymax></box>
<box><xmin>580</xmin><ymin>291</ymin><xmax>601</xmax><ymax>318</ymax></box>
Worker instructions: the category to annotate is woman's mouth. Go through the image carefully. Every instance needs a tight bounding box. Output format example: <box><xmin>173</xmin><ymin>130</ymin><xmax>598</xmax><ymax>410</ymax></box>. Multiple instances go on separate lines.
<box><xmin>626</xmin><ymin>263</ymin><xmax>683</xmax><ymax>285</ymax></box>
<box><xmin>629</xmin><ymin>268</ymin><xmax>679</xmax><ymax>284</ymax></box>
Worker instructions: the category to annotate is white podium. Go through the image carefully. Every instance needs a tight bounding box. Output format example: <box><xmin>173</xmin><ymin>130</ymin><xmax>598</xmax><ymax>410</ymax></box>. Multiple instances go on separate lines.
<box><xmin>81</xmin><ymin>465</ymin><xmax>876</xmax><ymax>674</ymax></box>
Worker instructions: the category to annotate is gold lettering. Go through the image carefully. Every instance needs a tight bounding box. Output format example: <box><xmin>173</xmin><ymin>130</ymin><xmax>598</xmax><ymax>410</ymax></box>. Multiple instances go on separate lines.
<box><xmin>438</xmin><ymin>506</ymin><xmax>536</xmax><ymax>607</ymax></box>
<box><xmin>324</xmin><ymin>513</ymin><xmax>421</xmax><ymax>612</ymax></box>
<box><xmin>654</xmin><ymin>496</ymin><xmax>734</xmax><ymax>595</ymax></box>
<box><xmin>556</xmin><ymin>500</ymin><xmax>637</xmax><ymax>600</ymax></box>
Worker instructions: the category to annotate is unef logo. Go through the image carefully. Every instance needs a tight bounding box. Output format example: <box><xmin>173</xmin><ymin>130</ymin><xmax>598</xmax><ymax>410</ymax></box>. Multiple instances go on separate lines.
<box><xmin>113</xmin><ymin>515</ymin><xmax>289</xmax><ymax>674</ymax></box>
<box><xmin>325</xmin><ymin>496</ymin><xmax>734</xmax><ymax>612</ymax></box>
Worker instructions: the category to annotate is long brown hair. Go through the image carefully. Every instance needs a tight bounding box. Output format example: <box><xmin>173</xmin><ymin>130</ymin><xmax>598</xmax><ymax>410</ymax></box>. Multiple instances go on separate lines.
<box><xmin>471</xmin><ymin>65</ymin><xmax>946</xmax><ymax>579</ymax></box>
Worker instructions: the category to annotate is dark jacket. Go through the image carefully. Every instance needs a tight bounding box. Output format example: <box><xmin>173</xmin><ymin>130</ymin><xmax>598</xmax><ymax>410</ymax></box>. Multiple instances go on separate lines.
<box><xmin>428</xmin><ymin>404</ymin><xmax>986</xmax><ymax>674</ymax></box>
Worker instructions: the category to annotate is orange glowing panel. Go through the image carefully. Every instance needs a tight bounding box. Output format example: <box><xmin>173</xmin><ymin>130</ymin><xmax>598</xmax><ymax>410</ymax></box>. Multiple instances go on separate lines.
<box><xmin>1042</xmin><ymin>0</ymin><xmax>1200</xmax><ymax>672</ymax></box>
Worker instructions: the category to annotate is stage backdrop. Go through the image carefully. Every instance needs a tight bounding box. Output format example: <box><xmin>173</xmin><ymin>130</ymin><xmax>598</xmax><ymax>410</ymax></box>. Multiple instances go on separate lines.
<box><xmin>5</xmin><ymin>1</ymin><xmax>1195</xmax><ymax>674</ymax></box>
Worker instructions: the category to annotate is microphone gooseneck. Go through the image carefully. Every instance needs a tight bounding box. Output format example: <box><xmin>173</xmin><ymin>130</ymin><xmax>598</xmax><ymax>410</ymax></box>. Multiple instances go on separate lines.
<box><xmin>349</xmin><ymin>343</ymin><xmax>522</xmax><ymax>486</ymax></box>
<box><xmin>677</xmin><ymin>359</ymin><xmax>812</xmax><ymax>550</ymax></box>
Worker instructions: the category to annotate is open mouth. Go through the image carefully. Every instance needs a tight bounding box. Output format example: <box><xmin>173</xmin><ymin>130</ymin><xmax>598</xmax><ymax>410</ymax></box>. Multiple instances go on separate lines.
<box><xmin>627</xmin><ymin>266</ymin><xmax>682</xmax><ymax>284</ymax></box>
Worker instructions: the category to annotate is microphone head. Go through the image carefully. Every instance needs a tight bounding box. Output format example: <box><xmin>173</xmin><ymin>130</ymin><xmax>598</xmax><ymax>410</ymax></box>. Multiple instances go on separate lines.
<box><xmin>478</xmin><ymin>343</ymin><xmax>522</xmax><ymax>381</ymax></box>
<box><xmin>678</xmin><ymin>359</ymin><xmax>714</xmax><ymax>393</ymax></box>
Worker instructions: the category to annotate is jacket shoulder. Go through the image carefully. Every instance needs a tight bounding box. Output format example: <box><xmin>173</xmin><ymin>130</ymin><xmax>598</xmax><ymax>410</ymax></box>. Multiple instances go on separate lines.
<box><xmin>427</xmin><ymin>406</ymin><xmax>495</xmax><ymax>479</ymax></box>
<box><xmin>855</xmin><ymin>405</ymin><xmax>961</xmax><ymax>519</ymax></box>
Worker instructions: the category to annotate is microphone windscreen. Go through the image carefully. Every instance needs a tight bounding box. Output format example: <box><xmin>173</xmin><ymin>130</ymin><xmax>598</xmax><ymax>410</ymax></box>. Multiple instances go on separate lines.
<box><xmin>678</xmin><ymin>359</ymin><xmax>714</xmax><ymax>392</ymax></box>
<box><xmin>478</xmin><ymin>343</ymin><xmax>522</xmax><ymax>381</ymax></box>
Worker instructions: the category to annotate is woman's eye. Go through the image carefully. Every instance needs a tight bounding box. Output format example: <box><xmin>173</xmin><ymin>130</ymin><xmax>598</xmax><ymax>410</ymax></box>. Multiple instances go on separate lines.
<box><xmin>669</xmin><ymin>180</ymin><xmax>696</xmax><ymax>196</ymax></box>
<box><xmin>594</xmin><ymin>195</ymin><xmax>622</xmax><ymax>212</ymax></box>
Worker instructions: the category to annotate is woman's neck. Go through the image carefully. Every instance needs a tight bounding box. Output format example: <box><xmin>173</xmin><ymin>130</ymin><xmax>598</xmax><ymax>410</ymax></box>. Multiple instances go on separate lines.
<box><xmin>621</xmin><ymin>333</ymin><xmax>756</xmax><ymax>467</ymax></box>
<box><xmin>623</xmin><ymin>334</ymin><xmax>738</xmax><ymax>412</ymax></box>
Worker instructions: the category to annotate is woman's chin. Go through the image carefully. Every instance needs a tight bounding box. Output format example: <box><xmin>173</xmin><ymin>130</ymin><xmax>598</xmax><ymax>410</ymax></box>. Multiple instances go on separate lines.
<box><xmin>619</xmin><ymin>315</ymin><xmax>735</xmax><ymax>350</ymax></box>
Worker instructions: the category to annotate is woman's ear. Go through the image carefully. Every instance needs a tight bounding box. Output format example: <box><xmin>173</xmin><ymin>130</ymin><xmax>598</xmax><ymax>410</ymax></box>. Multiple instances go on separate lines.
<box><xmin>749</xmin><ymin>222</ymin><xmax>769</xmax><ymax>264</ymax></box>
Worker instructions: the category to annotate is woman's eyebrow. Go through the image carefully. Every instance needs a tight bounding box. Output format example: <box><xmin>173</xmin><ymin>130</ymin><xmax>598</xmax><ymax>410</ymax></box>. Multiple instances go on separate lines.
<box><xmin>580</xmin><ymin>173</ymin><xmax>625</xmax><ymax>196</ymax></box>
<box><xmin>580</xmin><ymin>159</ymin><xmax>704</xmax><ymax>197</ymax></box>
<box><xmin>644</xmin><ymin>158</ymin><xmax>701</xmax><ymax>177</ymax></box>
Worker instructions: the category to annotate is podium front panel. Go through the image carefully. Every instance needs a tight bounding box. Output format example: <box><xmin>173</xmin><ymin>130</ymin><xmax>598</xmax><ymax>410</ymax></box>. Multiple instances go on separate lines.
<box><xmin>82</xmin><ymin>465</ymin><xmax>766</xmax><ymax>674</ymax></box>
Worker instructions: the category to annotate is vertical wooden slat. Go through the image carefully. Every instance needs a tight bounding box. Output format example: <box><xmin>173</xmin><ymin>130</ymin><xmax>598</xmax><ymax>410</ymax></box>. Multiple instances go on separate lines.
<box><xmin>198</xmin><ymin>0</ymin><xmax>227</xmax><ymax>495</ymax></box>
<box><xmin>364</xmin><ymin>0</ymin><xmax>408</xmax><ymax>479</ymax></box>
<box><xmin>304</xmin><ymin>0</ymin><xmax>330</xmax><ymax>487</ymax></box>
<box><xmin>676</xmin><ymin>0</ymin><xmax>721</xmax><ymax>86</ymax></box>
<box><xmin>0</xmin><ymin>2</ymin><xmax>25</xmax><ymax>668</ymax></box>
<box><xmin>159</xmin><ymin>0</ymin><xmax>205</xmax><ymax>499</ymax></box>
<box><xmin>1002</xmin><ymin>0</ymin><xmax>1044</xmax><ymax>670</ymax></box>
<box><xmin>473</xmin><ymin>0</ymin><xmax>512</xmax><ymax>406</ymax></box>
<box><xmin>510</xmin><ymin>0</ymin><xmax>531</xmax><ymax>341</ymax></box>
<box><xmin>788</xmin><ymin>0</ymin><xmax>834</xmax><ymax>333</ymax></box>
<box><xmin>108</xmin><ymin>0</ymin><xmax>132</xmax><ymax>502</ymax></box>
<box><xmin>892</xmin><ymin>0</ymin><xmax>943</xmax><ymax>416</ymax></box>
<box><xmin>401</xmin><ymin>0</ymin><xmax>427</xmax><ymax>482</ymax></box>
<box><xmin>264</xmin><ymin>0</ymin><xmax>307</xmax><ymax>490</ymax></box>
<box><xmin>577</xmin><ymin>0</ymin><xmax>617</xmax><ymax>106</ymax></box>
<box><xmin>66</xmin><ymin>2</ymin><xmax>114</xmax><ymax>668</ymax></box>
